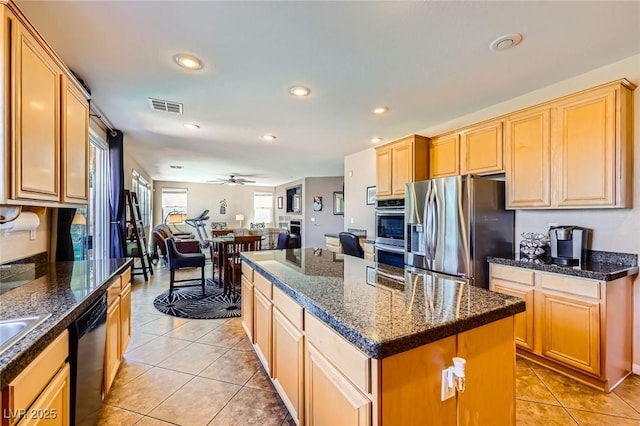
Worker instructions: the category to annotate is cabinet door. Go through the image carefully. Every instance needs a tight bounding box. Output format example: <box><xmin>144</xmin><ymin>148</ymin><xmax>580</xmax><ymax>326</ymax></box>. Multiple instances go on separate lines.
<box><xmin>12</xmin><ymin>22</ymin><xmax>60</xmax><ymax>202</ymax></box>
<box><xmin>540</xmin><ymin>291</ymin><xmax>600</xmax><ymax>376</ymax></box>
<box><xmin>555</xmin><ymin>87</ymin><xmax>616</xmax><ymax>207</ymax></box>
<box><xmin>61</xmin><ymin>76</ymin><xmax>89</xmax><ymax>204</ymax></box>
<box><xmin>241</xmin><ymin>276</ymin><xmax>254</xmax><ymax>341</ymax></box>
<box><xmin>505</xmin><ymin>108</ymin><xmax>551</xmax><ymax>208</ymax></box>
<box><xmin>391</xmin><ymin>141</ymin><xmax>412</xmax><ymax>197</ymax></box>
<box><xmin>305</xmin><ymin>343</ymin><xmax>371</xmax><ymax>426</ymax></box>
<box><xmin>119</xmin><ymin>283</ymin><xmax>132</xmax><ymax>357</ymax></box>
<box><xmin>375</xmin><ymin>146</ymin><xmax>392</xmax><ymax>198</ymax></box>
<box><xmin>429</xmin><ymin>134</ymin><xmax>459</xmax><ymax>178</ymax></box>
<box><xmin>104</xmin><ymin>298</ymin><xmax>121</xmax><ymax>394</ymax></box>
<box><xmin>17</xmin><ymin>364</ymin><xmax>70</xmax><ymax>426</ymax></box>
<box><xmin>272</xmin><ymin>309</ymin><xmax>304</xmax><ymax>426</ymax></box>
<box><xmin>460</xmin><ymin>121</ymin><xmax>503</xmax><ymax>175</ymax></box>
<box><xmin>491</xmin><ymin>279</ymin><xmax>534</xmax><ymax>351</ymax></box>
<box><xmin>253</xmin><ymin>289</ymin><xmax>272</xmax><ymax>375</ymax></box>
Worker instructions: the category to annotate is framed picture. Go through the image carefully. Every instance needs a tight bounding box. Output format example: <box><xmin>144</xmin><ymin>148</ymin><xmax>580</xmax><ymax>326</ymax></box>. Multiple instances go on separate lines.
<box><xmin>277</xmin><ymin>196</ymin><xmax>283</xmax><ymax>210</ymax></box>
<box><xmin>333</xmin><ymin>191</ymin><xmax>344</xmax><ymax>215</ymax></box>
<box><xmin>366</xmin><ymin>186</ymin><xmax>376</xmax><ymax>205</ymax></box>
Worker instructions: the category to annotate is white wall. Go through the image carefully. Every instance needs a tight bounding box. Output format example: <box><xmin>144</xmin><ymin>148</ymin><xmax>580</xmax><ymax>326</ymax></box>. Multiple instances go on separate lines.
<box><xmin>344</xmin><ymin>148</ymin><xmax>377</xmax><ymax>238</ymax></box>
<box><xmin>153</xmin><ymin>181</ymin><xmax>275</xmax><ymax>231</ymax></box>
<box><xmin>304</xmin><ymin>176</ymin><xmax>344</xmax><ymax>248</ymax></box>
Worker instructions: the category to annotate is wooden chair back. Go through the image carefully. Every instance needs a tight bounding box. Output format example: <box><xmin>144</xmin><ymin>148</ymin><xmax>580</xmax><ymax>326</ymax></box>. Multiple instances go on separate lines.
<box><xmin>227</xmin><ymin>235</ymin><xmax>262</xmax><ymax>291</ymax></box>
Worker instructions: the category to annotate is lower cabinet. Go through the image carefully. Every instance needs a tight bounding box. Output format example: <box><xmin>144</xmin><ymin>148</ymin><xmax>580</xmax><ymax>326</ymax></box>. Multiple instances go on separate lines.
<box><xmin>306</xmin><ymin>342</ymin><xmax>371</xmax><ymax>426</ymax></box>
<box><xmin>489</xmin><ymin>263</ymin><xmax>632</xmax><ymax>391</ymax></box>
<box><xmin>1</xmin><ymin>331</ymin><xmax>70</xmax><ymax>426</ymax></box>
<box><xmin>104</xmin><ymin>267</ymin><xmax>133</xmax><ymax>395</ymax></box>
<box><xmin>241</xmin><ymin>263</ymin><xmax>517</xmax><ymax>425</ymax></box>
<box><xmin>241</xmin><ymin>275</ymin><xmax>254</xmax><ymax>341</ymax></box>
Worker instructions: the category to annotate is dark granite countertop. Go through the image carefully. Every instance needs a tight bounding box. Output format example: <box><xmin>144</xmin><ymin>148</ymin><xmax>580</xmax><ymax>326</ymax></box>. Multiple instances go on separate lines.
<box><xmin>488</xmin><ymin>254</ymin><xmax>638</xmax><ymax>281</ymax></box>
<box><xmin>241</xmin><ymin>249</ymin><xmax>524</xmax><ymax>359</ymax></box>
<box><xmin>0</xmin><ymin>258</ymin><xmax>133</xmax><ymax>387</ymax></box>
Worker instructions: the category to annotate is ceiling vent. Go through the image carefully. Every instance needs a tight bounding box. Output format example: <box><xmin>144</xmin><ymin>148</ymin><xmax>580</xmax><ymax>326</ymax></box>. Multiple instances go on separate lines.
<box><xmin>148</xmin><ymin>98</ymin><xmax>183</xmax><ymax>114</ymax></box>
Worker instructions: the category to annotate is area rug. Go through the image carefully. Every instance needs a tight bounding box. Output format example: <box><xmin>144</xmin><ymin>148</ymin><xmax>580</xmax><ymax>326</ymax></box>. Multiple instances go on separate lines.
<box><xmin>153</xmin><ymin>279</ymin><xmax>241</xmax><ymax>319</ymax></box>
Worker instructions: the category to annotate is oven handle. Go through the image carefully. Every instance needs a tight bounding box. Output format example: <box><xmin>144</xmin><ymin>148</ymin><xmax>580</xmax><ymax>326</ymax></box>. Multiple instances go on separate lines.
<box><xmin>375</xmin><ymin>210</ymin><xmax>405</xmax><ymax>216</ymax></box>
<box><xmin>376</xmin><ymin>244</ymin><xmax>405</xmax><ymax>254</ymax></box>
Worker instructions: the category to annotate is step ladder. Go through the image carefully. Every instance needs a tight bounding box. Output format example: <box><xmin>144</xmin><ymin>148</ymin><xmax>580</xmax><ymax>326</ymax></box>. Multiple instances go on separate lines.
<box><xmin>125</xmin><ymin>190</ymin><xmax>154</xmax><ymax>281</ymax></box>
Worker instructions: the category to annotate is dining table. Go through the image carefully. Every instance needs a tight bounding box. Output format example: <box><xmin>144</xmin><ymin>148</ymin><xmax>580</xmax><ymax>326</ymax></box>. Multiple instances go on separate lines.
<box><xmin>208</xmin><ymin>235</ymin><xmax>235</xmax><ymax>290</ymax></box>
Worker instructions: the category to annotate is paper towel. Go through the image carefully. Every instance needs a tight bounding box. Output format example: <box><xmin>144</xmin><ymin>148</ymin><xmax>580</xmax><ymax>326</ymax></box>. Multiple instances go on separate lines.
<box><xmin>0</xmin><ymin>211</ymin><xmax>40</xmax><ymax>232</ymax></box>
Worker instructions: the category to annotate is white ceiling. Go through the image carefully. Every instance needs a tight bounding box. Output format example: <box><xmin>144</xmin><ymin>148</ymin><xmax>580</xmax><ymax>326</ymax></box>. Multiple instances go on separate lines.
<box><xmin>15</xmin><ymin>1</ymin><xmax>640</xmax><ymax>187</ymax></box>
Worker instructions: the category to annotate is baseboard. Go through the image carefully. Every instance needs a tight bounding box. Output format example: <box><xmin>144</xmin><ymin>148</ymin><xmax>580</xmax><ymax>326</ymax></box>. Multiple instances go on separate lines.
<box><xmin>634</xmin><ymin>363</ymin><xmax>640</xmax><ymax>375</ymax></box>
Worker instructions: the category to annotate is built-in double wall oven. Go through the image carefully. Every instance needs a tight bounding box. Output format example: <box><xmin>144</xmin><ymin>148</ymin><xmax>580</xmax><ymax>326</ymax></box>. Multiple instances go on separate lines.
<box><xmin>375</xmin><ymin>199</ymin><xmax>405</xmax><ymax>268</ymax></box>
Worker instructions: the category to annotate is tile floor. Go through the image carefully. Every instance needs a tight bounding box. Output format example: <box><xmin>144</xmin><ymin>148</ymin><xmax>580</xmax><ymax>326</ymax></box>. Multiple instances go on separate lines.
<box><xmin>98</xmin><ymin>261</ymin><xmax>640</xmax><ymax>425</ymax></box>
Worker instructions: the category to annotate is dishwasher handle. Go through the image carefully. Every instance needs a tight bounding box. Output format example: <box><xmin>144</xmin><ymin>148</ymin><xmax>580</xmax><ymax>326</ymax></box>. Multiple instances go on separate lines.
<box><xmin>74</xmin><ymin>292</ymin><xmax>107</xmax><ymax>339</ymax></box>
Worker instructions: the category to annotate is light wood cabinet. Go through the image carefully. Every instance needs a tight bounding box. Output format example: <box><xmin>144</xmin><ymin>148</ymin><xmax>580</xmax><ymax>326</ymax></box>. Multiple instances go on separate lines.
<box><xmin>429</xmin><ymin>134</ymin><xmax>459</xmax><ymax>178</ymax></box>
<box><xmin>10</xmin><ymin>16</ymin><xmax>60</xmax><ymax>202</ymax></box>
<box><xmin>104</xmin><ymin>267</ymin><xmax>133</xmax><ymax>395</ymax></box>
<box><xmin>18</xmin><ymin>364</ymin><xmax>70</xmax><ymax>426</ymax></box>
<box><xmin>325</xmin><ymin>236</ymin><xmax>341</xmax><ymax>253</ymax></box>
<box><xmin>505</xmin><ymin>79</ymin><xmax>635</xmax><ymax>209</ymax></box>
<box><xmin>1</xmin><ymin>331</ymin><xmax>69</xmax><ymax>426</ymax></box>
<box><xmin>375</xmin><ymin>135</ymin><xmax>429</xmax><ymax>199</ymax></box>
<box><xmin>305</xmin><ymin>342</ymin><xmax>371</xmax><ymax>426</ymax></box>
<box><xmin>253</xmin><ymin>276</ymin><xmax>273</xmax><ymax>375</ymax></box>
<box><xmin>241</xmin><ymin>276</ymin><xmax>254</xmax><ymax>341</ymax></box>
<box><xmin>2</xmin><ymin>3</ymin><xmax>89</xmax><ymax>206</ymax></box>
<box><xmin>489</xmin><ymin>263</ymin><xmax>633</xmax><ymax>391</ymax></box>
<box><xmin>460</xmin><ymin>120</ymin><xmax>503</xmax><ymax>175</ymax></box>
<box><xmin>273</xmin><ymin>308</ymin><xmax>304</xmax><ymax>425</ymax></box>
<box><xmin>104</xmin><ymin>288</ymin><xmax>121</xmax><ymax>395</ymax></box>
<box><xmin>504</xmin><ymin>107</ymin><xmax>552</xmax><ymax>207</ymax></box>
<box><xmin>61</xmin><ymin>76</ymin><xmax>89</xmax><ymax>204</ymax></box>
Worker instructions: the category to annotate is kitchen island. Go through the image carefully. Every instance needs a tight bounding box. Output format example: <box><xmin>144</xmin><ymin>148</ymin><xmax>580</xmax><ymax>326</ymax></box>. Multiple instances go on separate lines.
<box><xmin>240</xmin><ymin>248</ymin><xmax>525</xmax><ymax>426</ymax></box>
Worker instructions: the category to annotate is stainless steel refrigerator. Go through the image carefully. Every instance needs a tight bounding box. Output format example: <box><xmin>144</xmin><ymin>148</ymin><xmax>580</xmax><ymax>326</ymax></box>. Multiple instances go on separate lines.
<box><xmin>405</xmin><ymin>175</ymin><xmax>514</xmax><ymax>289</ymax></box>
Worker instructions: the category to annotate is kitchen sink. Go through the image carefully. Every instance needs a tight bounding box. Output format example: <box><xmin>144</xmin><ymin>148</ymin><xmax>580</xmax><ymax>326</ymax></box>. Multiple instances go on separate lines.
<box><xmin>0</xmin><ymin>314</ymin><xmax>51</xmax><ymax>356</ymax></box>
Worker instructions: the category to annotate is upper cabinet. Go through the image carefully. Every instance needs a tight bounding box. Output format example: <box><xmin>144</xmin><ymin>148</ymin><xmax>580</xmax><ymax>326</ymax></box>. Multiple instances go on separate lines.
<box><xmin>375</xmin><ymin>135</ymin><xmax>429</xmax><ymax>199</ymax></box>
<box><xmin>429</xmin><ymin>119</ymin><xmax>504</xmax><ymax>178</ymax></box>
<box><xmin>429</xmin><ymin>134</ymin><xmax>459</xmax><ymax>178</ymax></box>
<box><xmin>505</xmin><ymin>79</ymin><xmax>635</xmax><ymax>209</ymax></box>
<box><xmin>2</xmin><ymin>4</ymin><xmax>90</xmax><ymax>206</ymax></box>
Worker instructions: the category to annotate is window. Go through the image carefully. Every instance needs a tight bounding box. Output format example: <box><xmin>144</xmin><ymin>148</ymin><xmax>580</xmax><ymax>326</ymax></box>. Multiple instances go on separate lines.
<box><xmin>131</xmin><ymin>170</ymin><xmax>151</xmax><ymax>226</ymax></box>
<box><xmin>162</xmin><ymin>188</ymin><xmax>188</xmax><ymax>223</ymax></box>
<box><xmin>254</xmin><ymin>192</ymin><xmax>273</xmax><ymax>224</ymax></box>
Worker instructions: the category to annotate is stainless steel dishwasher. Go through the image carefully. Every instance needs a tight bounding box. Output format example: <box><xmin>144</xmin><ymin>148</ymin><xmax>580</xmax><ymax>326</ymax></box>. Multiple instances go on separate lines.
<box><xmin>69</xmin><ymin>292</ymin><xmax>107</xmax><ymax>425</ymax></box>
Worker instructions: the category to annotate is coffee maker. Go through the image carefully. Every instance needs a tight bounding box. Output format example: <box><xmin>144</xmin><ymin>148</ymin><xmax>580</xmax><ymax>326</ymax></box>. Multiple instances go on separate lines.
<box><xmin>549</xmin><ymin>226</ymin><xmax>589</xmax><ymax>266</ymax></box>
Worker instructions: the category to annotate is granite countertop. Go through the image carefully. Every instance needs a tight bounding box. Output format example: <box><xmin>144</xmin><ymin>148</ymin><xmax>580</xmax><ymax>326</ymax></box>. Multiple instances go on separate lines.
<box><xmin>0</xmin><ymin>258</ymin><xmax>133</xmax><ymax>387</ymax></box>
<box><xmin>241</xmin><ymin>249</ymin><xmax>524</xmax><ymax>359</ymax></box>
<box><xmin>488</xmin><ymin>251</ymin><xmax>638</xmax><ymax>281</ymax></box>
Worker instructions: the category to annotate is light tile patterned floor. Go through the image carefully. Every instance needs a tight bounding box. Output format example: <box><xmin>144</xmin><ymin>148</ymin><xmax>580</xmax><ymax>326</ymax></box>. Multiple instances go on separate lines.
<box><xmin>99</xmin><ymin>262</ymin><xmax>640</xmax><ymax>425</ymax></box>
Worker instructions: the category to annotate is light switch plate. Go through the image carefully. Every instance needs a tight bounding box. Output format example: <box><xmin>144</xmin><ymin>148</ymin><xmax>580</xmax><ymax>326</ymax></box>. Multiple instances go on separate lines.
<box><xmin>441</xmin><ymin>369</ymin><xmax>455</xmax><ymax>401</ymax></box>
<box><xmin>29</xmin><ymin>230</ymin><xmax>36</xmax><ymax>240</ymax></box>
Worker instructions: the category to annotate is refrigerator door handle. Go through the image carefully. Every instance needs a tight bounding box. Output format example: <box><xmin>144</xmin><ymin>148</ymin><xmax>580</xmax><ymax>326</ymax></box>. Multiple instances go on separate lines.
<box><xmin>428</xmin><ymin>183</ymin><xmax>438</xmax><ymax>259</ymax></box>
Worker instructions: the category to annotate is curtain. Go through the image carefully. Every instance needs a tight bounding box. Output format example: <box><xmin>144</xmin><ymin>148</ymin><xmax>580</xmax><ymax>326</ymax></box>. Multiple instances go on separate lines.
<box><xmin>108</xmin><ymin>130</ymin><xmax>126</xmax><ymax>258</ymax></box>
<box><xmin>55</xmin><ymin>208</ymin><xmax>76</xmax><ymax>261</ymax></box>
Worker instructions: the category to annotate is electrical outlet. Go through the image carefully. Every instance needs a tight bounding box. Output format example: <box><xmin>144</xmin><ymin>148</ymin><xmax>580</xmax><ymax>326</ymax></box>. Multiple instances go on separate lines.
<box><xmin>441</xmin><ymin>369</ymin><xmax>455</xmax><ymax>401</ymax></box>
<box><xmin>29</xmin><ymin>230</ymin><xmax>36</xmax><ymax>240</ymax></box>
<box><xmin>350</xmin><ymin>217</ymin><xmax>354</xmax><ymax>224</ymax></box>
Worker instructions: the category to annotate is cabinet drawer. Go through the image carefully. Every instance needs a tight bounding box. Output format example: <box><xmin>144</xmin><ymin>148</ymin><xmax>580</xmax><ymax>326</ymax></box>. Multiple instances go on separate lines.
<box><xmin>107</xmin><ymin>281</ymin><xmax>121</xmax><ymax>306</ymax></box>
<box><xmin>490</xmin><ymin>264</ymin><xmax>534</xmax><ymax>285</ymax></box>
<box><xmin>5</xmin><ymin>330</ymin><xmax>69</xmax><ymax>417</ymax></box>
<box><xmin>537</xmin><ymin>273</ymin><xmax>600</xmax><ymax>300</ymax></box>
<box><xmin>241</xmin><ymin>262</ymin><xmax>254</xmax><ymax>283</ymax></box>
<box><xmin>253</xmin><ymin>272</ymin><xmax>272</xmax><ymax>299</ymax></box>
<box><xmin>119</xmin><ymin>267</ymin><xmax>131</xmax><ymax>289</ymax></box>
<box><xmin>273</xmin><ymin>286</ymin><xmax>303</xmax><ymax>331</ymax></box>
<box><xmin>305</xmin><ymin>312</ymin><xmax>371</xmax><ymax>394</ymax></box>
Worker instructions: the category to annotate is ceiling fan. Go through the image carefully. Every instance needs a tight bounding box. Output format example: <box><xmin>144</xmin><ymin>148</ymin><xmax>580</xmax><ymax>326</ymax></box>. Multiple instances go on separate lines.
<box><xmin>208</xmin><ymin>175</ymin><xmax>256</xmax><ymax>185</ymax></box>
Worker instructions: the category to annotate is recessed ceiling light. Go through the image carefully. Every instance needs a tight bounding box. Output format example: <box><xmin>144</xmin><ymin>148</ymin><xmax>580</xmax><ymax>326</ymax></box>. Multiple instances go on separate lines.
<box><xmin>169</xmin><ymin>165</ymin><xmax>184</xmax><ymax>169</ymax></box>
<box><xmin>289</xmin><ymin>86</ymin><xmax>311</xmax><ymax>97</ymax></box>
<box><xmin>184</xmin><ymin>123</ymin><xmax>200</xmax><ymax>130</ymax></box>
<box><xmin>489</xmin><ymin>33</ymin><xmax>523</xmax><ymax>51</ymax></box>
<box><xmin>371</xmin><ymin>137</ymin><xmax>383</xmax><ymax>143</ymax></box>
<box><xmin>372</xmin><ymin>106</ymin><xmax>389</xmax><ymax>115</ymax></box>
<box><xmin>262</xmin><ymin>134</ymin><xmax>277</xmax><ymax>141</ymax></box>
<box><xmin>173</xmin><ymin>54</ymin><xmax>203</xmax><ymax>70</ymax></box>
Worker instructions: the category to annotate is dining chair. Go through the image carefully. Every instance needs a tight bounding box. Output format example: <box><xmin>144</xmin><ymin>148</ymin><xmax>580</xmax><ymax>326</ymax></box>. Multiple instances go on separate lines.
<box><xmin>275</xmin><ymin>233</ymin><xmax>290</xmax><ymax>249</ymax></box>
<box><xmin>164</xmin><ymin>237</ymin><xmax>206</xmax><ymax>297</ymax></box>
<box><xmin>339</xmin><ymin>232</ymin><xmax>364</xmax><ymax>258</ymax></box>
<box><xmin>226</xmin><ymin>235</ymin><xmax>262</xmax><ymax>297</ymax></box>
<box><xmin>210</xmin><ymin>230</ymin><xmax>234</xmax><ymax>284</ymax></box>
